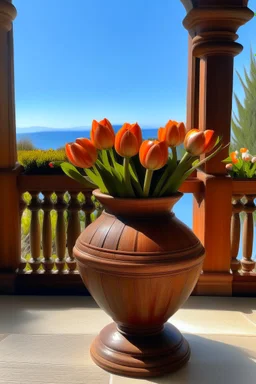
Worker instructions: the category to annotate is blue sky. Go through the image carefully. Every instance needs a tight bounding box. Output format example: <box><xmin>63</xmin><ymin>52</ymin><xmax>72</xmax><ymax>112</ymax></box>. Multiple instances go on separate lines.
<box><xmin>14</xmin><ymin>0</ymin><xmax>256</xmax><ymax>129</ymax></box>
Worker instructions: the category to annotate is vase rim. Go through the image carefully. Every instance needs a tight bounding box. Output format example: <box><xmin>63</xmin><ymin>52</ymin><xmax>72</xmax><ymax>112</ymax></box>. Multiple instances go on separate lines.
<box><xmin>92</xmin><ymin>189</ymin><xmax>183</xmax><ymax>202</ymax></box>
<box><xmin>92</xmin><ymin>189</ymin><xmax>183</xmax><ymax>217</ymax></box>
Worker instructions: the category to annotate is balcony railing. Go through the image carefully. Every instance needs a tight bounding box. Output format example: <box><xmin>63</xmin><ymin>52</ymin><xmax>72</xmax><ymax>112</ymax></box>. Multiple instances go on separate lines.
<box><xmin>3</xmin><ymin>173</ymin><xmax>250</xmax><ymax>295</ymax></box>
<box><xmin>231</xmin><ymin>180</ymin><xmax>256</xmax><ymax>295</ymax></box>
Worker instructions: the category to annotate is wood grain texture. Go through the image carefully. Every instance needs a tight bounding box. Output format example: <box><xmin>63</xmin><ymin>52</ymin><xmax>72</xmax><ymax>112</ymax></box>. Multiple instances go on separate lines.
<box><xmin>91</xmin><ymin>322</ymin><xmax>190</xmax><ymax>378</ymax></box>
<box><xmin>241</xmin><ymin>195</ymin><xmax>256</xmax><ymax>274</ymax></box>
<box><xmin>0</xmin><ymin>1</ymin><xmax>19</xmax><ymax>273</ymax></box>
<box><xmin>74</xmin><ymin>190</ymin><xmax>204</xmax><ymax>377</ymax></box>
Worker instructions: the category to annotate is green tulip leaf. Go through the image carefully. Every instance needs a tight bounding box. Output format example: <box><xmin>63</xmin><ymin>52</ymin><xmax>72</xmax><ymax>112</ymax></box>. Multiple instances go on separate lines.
<box><xmin>85</xmin><ymin>167</ymin><xmax>108</xmax><ymax>193</ymax></box>
<box><xmin>152</xmin><ymin>157</ymin><xmax>174</xmax><ymax>197</ymax></box>
<box><xmin>60</xmin><ymin>162</ymin><xmax>96</xmax><ymax>189</ymax></box>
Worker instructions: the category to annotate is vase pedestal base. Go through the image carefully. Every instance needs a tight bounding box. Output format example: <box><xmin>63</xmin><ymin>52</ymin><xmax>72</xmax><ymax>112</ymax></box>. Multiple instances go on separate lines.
<box><xmin>90</xmin><ymin>322</ymin><xmax>190</xmax><ymax>378</ymax></box>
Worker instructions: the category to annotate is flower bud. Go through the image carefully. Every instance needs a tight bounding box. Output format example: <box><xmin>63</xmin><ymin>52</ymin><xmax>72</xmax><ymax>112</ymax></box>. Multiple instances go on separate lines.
<box><xmin>226</xmin><ymin>163</ymin><xmax>233</xmax><ymax>171</ymax></box>
<box><xmin>184</xmin><ymin>129</ymin><xmax>216</xmax><ymax>156</ymax></box>
<box><xmin>158</xmin><ymin>121</ymin><xmax>186</xmax><ymax>147</ymax></box>
<box><xmin>242</xmin><ymin>152</ymin><xmax>252</xmax><ymax>162</ymax></box>
<box><xmin>91</xmin><ymin>118</ymin><xmax>115</xmax><ymax>150</ymax></box>
<box><xmin>139</xmin><ymin>140</ymin><xmax>168</xmax><ymax>170</ymax></box>
<box><xmin>65</xmin><ymin>138</ymin><xmax>97</xmax><ymax>168</ymax></box>
<box><xmin>115</xmin><ymin>122</ymin><xmax>142</xmax><ymax>158</ymax></box>
<box><xmin>230</xmin><ymin>151</ymin><xmax>239</xmax><ymax>164</ymax></box>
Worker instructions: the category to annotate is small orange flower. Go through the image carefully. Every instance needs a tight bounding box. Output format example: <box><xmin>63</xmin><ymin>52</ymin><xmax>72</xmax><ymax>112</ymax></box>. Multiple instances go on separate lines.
<box><xmin>65</xmin><ymin>138</ymin><xmax>97</xmax><ymax>168</ymax></box>
<box><xmin>184</xmin><ymin>129</ymin><xmax>216</xmax><ymax>156</ymax></box>
<box><xmin>230</xmin><ymin>152</ymin><xmax>239</xmax><ymax>164</ymax></box>
<box><xmin>139</xmin><ymin>140</ymin><xmax>168</xmax><ymax>170</ymax></box>
<box><xmin>115</xmin><ymin>122</ymin><xmax>142</xmax><ymax>158</ymax></box>
<box><xmin>91</xmin><ymin>118</ymin><xmax>115</xmax><ymax>150</ymax></box>
<box><xmin>158</xmin><ymin>121</ymin><xmax>186</xmax><ymax>147</ymax></box>
<box><xmin>240</xmin><ymin>148</ymin><xmax>248</xmax><ymax>154</ymax></box>
<box><xmin>226</xmin><ymin>163</ymin><xmax>233</xmax><ymax>171</ymax></box>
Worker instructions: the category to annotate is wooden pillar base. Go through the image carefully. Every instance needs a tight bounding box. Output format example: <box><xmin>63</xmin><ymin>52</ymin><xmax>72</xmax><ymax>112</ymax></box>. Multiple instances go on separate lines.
<box><xmin>193</xmin><ymin>272</ymin><xmax>233</xmax><ymax>296</ymax></box>
<box><xmin>90</xmin><ymin>322</ymin><xmax>190</xmax><ymax>378</ymax></box>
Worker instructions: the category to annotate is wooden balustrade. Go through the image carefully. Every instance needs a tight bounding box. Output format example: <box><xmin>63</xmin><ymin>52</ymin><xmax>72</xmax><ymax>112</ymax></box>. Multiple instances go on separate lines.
<box><xmin>18</xmin><ymin>181</ymin><xmax>99</xmax><ymax>276</ymax></box>
<box><xmin>29</xmin><ymin>192</ymin><xmax>42</xmax><ymax>273</ymax></box>
<box><xmin>229</xmin><ymin>180</ymin><xmax>256</xmax><ymax>296</ymax></box>
<box><xmin>230</xmin><ymin>193</ymin><xmax>256</xmax><ymax>276</ymax></box>
<box><xmin>42</xmin><ymin>192</ymin><xmax>54</xmax><ymax>273</ymax></box>
<box><xmin>67</xmin><ymin>192</ymin><xmax>81</xmax><ymax>272</ymax></box>
<box><xmin>230</xmin><ymin>195</ymin><xmax>242</xmax><ymax>273</ymax></box>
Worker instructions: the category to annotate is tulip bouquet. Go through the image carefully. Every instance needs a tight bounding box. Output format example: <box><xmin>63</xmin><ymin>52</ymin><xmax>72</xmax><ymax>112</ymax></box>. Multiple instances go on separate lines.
<box><xmin>223</xmin><ymin>148</ymin><xmax>256</xmax><ymax>178</ymax></box>
<box><xmin>57</xmin><ymin>118</ymin><xmax>222</xmax><ymax>198</ymax></box>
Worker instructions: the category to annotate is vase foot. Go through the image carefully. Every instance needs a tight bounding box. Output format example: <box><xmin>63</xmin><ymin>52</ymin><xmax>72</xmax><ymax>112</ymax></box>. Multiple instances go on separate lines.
<box><xmin>90</xmin><ymin>322</ymin><xmax>190</xmax><ymax>378</ymax></box>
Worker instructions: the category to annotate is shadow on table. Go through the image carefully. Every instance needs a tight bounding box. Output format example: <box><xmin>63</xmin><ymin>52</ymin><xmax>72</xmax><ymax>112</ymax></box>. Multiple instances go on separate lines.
<box><xmin>152</xmin><ymin>333</ymin><xmax>256</xmax><ymax>384</ymax></box>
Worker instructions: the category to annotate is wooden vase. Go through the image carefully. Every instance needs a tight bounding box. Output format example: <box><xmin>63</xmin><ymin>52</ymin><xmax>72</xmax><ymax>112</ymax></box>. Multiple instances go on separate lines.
<box><xmin>74</xmin><ymin>189</ymin><xmax>205</xmax><ymax>378</ymax></box>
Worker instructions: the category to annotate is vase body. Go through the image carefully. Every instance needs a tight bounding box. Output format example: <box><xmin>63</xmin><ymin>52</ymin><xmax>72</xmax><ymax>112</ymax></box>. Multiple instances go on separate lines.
<box><xmin>74</xmin><ymin>189</ymin><xmax>205</xmax><ymax>378</ymax></box>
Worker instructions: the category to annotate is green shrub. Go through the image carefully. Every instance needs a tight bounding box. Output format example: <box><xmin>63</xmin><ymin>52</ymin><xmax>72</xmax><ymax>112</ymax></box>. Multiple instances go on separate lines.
<box><xmin>17</xmin><ymin>138</ymin><xmax>36</xmax><ymax>150</ymax></box>
<box><xmin>18</xmin><ymin>149</ymin><xmax>67</xmax><ymax>174</ymax></box>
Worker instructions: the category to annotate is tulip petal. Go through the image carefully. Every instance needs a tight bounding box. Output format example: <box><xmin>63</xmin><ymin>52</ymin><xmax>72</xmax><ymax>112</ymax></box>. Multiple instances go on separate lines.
<box><xmin>70</xmin><ymin>143</ymin><xmax>94</xmax><ymax>168</ymax></box>
<box><xmin>119</xmin><ymin>130</ymin><xmax>139</xmax><ymax>158</ymax></box>
<box><xmin>230</xmin><ymin>152</ymin><xmax>239</xmax><ymax>164</ymax></box>
<box><xmin>130</xmin><ymin>123</ymin><xmax>142</xmax><ymax>146</ymax></box>
<box><xmin>158</xmin><ymin>127</ymin><xmax>166</xmax><ymax>142</ymax></box>
<box><xmin>177</xmin><ymin>122</ymin><xmax>186</xmax><ymax>145</ymax></box>
<box><xmin>65</xmin><ymin>143</ymin><xmax>80</xmax><ymax>168</ymax></box>
<box><xmin>99</xmin><ymin>118</ymin><xmax>113</xmax><ymax>132</ymax></box>
<box><xmin>139</xmin><ymin>140</ymin><xmax>154</xmax><ymax>166</ymax></box>
<box><xmin>115</xmin><ymin>123</ymin><xmax>141</xmax><ymax>157</ymax></box>
<box><xmin>203</xmin><ymin>130</ymin><xmax>216</xmax><ymax>154</ymax></box>
<box><xmin>139</xmin><ymin>140</ymin><xmax>168</xmax><ymax>170</ymax></box>
<box><xmin>75</xmin><ymin>138</ymin><xmax>98</xmax><ymax>163</ymax></box>
<box><xmin>184</xmin><ymin>129</ymin><xmax>205</xmax><ymax>156</ymax></box>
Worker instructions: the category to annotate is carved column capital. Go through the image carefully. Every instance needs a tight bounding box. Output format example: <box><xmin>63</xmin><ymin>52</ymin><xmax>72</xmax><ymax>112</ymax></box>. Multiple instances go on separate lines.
<box><xmin>0</xmin><ymin>0</ymin><xmax>17</xmax><ymax>31</ymax></box>
<box><xmin>182</xmin><ymin>6</ymin><xmax>254</xmax><ymax>57</ymax></box>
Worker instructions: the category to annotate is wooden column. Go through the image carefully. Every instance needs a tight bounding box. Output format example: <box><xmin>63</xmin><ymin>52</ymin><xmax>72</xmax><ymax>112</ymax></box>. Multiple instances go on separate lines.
<box><xmin>181</xmin><ymin>0</ymin><xmax>254</xmax><ymax>295</ymax></box>
<box><xmin>0</xmin><ymin>0</ymin><xmax>19</xmax><ymax>293</ymax></box>
<box><xmin>186</xmin><ymin>35</ymin><xmax>200</xmax><ymax>131</ymax></box>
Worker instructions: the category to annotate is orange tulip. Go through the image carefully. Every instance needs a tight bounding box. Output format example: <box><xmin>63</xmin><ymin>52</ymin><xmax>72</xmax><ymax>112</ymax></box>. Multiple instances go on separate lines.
<box><xmin>65</xmin><ymin>138</ymin><xmax>97</xmax><ymax>168</ymax></box>
<box><xmin>230</xmin><ymin>151</ymin><xmax>239</xmax><ymax>164</ymax></box>
<box><xmin>158</xmin><ymin>121</ymin><xmax>186</xmax><ymax>147</ymax></box>
<box><xmin>240</xmin><ymin>148</ymin><xmax>248</xmax><ymax>154</ymax></box>
<box><xmin>91</xmin><ymin>118</ymin><xmax>115</xmax><ymax>150</ymax></box>
<box><xmin>184</xmin><ymin>129</ymin><xmax>216</xmax><ymax>156</ymax></box>
<box><xmin>115</xmin><ymin>122</ymin><xmax>142</xmax><ymax>158</ymax></box>
<box><xmin>139</xmin><ymin>140</ymin><xmax>168</xmax><ymax>170</ymax></box>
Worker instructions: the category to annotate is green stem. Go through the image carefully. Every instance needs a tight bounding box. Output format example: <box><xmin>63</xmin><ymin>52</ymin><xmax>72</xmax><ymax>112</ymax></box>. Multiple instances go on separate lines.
<box><xmin>109</xmin><ymin>148</ymin><xmax>116</xmax><ymax>168</ymax></box>
<box><xmin>159</xmin><ymin>153</ymin><xmax>193</xmax><ymax>196</ymax></box>
<box><xmin>92</xmin><ymin>164</ymin><xmax>99</xmax><ymax>174</ymax></box>
<box><xmin>172</xmin><ymin>147</ymin><xmax>177</xmax><ymax>166</ymax></box>
<box><xmin>143</xmin><ymin>169</ymin><xmax>154</xmax><ymax>197</ymax></box>
<box><xmin>124</xmin><ymin>157</ymin><xmax>130</xmax><ymax>186</ymax></box>
<box><xmin>123</xmin><ymin>157</ymin><xmax>135</xmax><ymax>197</ymax></box>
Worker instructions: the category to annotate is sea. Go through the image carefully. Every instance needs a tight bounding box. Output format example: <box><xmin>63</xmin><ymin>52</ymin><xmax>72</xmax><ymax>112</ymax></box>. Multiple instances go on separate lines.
<box><xmin>17</xmin><ymin>128</ymin><xmax>254</xmax><ymax>261</ymax></box>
